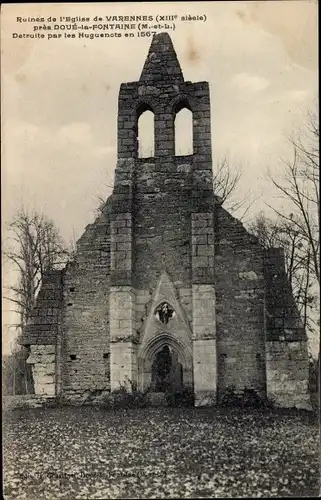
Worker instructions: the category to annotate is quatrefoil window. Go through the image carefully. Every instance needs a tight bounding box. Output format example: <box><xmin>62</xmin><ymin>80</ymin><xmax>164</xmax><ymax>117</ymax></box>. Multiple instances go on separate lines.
<box><xmin>155</xmin><ymin>302</ymin><xmax>175</xmax><ymax>325</ymax></box>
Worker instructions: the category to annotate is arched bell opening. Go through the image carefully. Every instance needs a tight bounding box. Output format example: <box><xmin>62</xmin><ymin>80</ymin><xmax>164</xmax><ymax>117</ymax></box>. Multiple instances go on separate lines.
<box><xmin>136</xmin><ymin>102</ymin><xmax>155</xmax><ymax>159</ymax></box>
<box><xmin>173</xmin><ymin>99</ymin><xmax>193</xmax><ymax>157</ymax></box>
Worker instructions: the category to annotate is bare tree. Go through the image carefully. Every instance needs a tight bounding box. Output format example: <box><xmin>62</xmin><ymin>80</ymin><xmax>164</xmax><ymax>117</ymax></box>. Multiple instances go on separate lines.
<box><xmin>248</xmin><ymin>212</ymin><xmax>317</xmax><ymax>332</ymax></box>
<box><xmin>2</xmin><ymin>347</ymin><xmax>33</xmax><ymax>396</ymax></box>
<box><xmin>267</xmin><ymin>109</ymin><xmax>319</xmax><ymax>285</ymax></box>
<box><xmin>250</xmin><ymin>107</ymin><xmax>319</xmax><ymax>359</ymax></box>
<box><xmin>213</xmin><ymin>156</ymin><xmax>256</xmax><ymax>221</ymax></box>
<box><xmin>3</xmin><ymin>208</ymin><xmax>70</xmax><ymax>395</ymax></box>
<box><xmin>93</xmin><ymin>170</ymin><xmax>114</xmax><ymax>217</ymax></box>
<box><xmin>3</xmin><ymin>208</ymin><xmax>70</xmax><ymax>333</ymax></box>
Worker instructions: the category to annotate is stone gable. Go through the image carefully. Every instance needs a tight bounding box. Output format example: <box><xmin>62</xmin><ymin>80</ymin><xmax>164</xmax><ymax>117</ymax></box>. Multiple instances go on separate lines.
<box><xmin>19</xmin><ymin>33</ymin><xmax>311</xmax><ymax>410</ymax></box>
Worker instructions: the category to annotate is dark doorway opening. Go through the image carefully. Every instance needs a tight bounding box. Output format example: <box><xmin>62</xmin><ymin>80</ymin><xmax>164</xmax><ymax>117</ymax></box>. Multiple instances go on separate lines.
<box><xmin>151</xmin><ymin>345</ymin><xmax>183</xmax><ymax>392</ymax></box>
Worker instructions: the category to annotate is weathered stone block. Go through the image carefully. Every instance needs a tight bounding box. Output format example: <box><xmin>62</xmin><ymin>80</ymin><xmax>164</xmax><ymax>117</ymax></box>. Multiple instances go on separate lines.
<box><xmin>110</xmin><ymin>342</ymin><xmax>137</xmax><ymax>391</ymax></box>
<box><xmin>194</xmin><ymin>390</ymin><xmax>216</xmax><ymax>408</ymax></box>
<box><xmin>193</xmin><ymin>256</ymin><xmax>209</xmax><ymax>268</ymax></box>
<box><xmin>239</xmin><ymin>271</ymin><xmax>259</xmax><ymax>280</ymax></box>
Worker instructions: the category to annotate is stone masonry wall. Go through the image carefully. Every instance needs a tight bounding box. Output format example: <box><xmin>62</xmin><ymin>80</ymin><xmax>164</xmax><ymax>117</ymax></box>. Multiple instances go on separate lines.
<box><xmin>20</xmin><ymin>270</ymin><xmax>64</xmax><ymax>347</ymax></box>
<box><xmin>26</xmin><ymin>345</ymin><xmax>56</xmax><ymax>397</ymax></box>
<box><xmin>133</xmin><ymin>157</ymin><xmax>193</xmax><ymax>290</ymax></box>
<box><xmin>18</xmin><ymin>33</ymin><xmax>312</xmax><ymax>409</ymax></box>
<box><xmin>62</xmin><ymin>205</ymin><xmax>111</xmax><ymax>402</ymax></box>
<box><xmin>109</xmin><ymin>286</ymin><xmax>137</xmax><ymax>391</ymax></box>
<box><xmin>191</xmin><ymin>211</ymin><xmax>217</xmax><ymax>407</ymax></box>
<box><xmin>19</xmin><ymin>270</ymin><xmax>64</xmax><ymax>398</ymax></box>
<box><xmin>265</xmin><ymin>341</ymin><xmax>310</xmax><ymax>409</ymax></box>
<box><xmin>264</xmin><ymin>248</ymin><xmax>310</xmax><ymax>409</ymax></box>
<box><xmin>111</xmin><ymin>33</ymin><xmax>214</xmax><ymax>395</ymax></box>
<box><xmin>214</xmin><ymin>206</ymin><xmax>266</xmax><ymax>395</ymax></box>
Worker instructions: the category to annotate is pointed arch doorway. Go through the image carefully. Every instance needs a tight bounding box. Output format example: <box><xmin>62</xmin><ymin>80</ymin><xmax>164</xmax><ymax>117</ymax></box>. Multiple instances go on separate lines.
<box><xmin>151</xmin><ymin>345</ymin><xmax>183</xmax><ymax>392</ymax></box>
<box><xmin>138</xmin><ymin>332</ymin><xmax>193</xmax><ymax>392</ymax></box>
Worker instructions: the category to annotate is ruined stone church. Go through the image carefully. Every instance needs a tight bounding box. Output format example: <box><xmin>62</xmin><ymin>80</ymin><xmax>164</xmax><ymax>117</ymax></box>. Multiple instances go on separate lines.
<box><xmin>20</xmin><ymin>33</ymin><xmax>311</xmax><ymax>409</ymax></box>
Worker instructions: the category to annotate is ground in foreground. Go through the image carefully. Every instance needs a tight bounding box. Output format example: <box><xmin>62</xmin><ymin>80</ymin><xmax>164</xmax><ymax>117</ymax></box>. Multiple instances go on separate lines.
<box><xmin>3</xmin><ymin>406</ymin><xmax>320</xmax><ymax>498</ymax></box>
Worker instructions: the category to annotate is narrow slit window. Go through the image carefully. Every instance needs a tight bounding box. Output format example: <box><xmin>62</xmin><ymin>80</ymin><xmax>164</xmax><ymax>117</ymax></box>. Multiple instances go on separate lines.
<box><xmin>175</xmin><ymin>107</ymin><xmax>193</xmax><ymax>156</ymax></box>
<box><xmin>103</xmin><ymin>353</ymin><xmax>110</xmax><ymax>378</ymax></box>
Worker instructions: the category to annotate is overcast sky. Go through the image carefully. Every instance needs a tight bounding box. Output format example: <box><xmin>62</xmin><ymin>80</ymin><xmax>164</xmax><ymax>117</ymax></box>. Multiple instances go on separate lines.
<box><xmin>1</xmin><ymin>1</ymin><xmax>318</xmax><ymax>353</ymax></box>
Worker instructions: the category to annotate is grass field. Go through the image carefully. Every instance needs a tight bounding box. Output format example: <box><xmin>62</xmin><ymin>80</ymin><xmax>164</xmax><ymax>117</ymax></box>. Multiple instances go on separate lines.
<box><xmin>3</xmin><ymin>406</ymin><xmax>320</xmax><ymax>499</ymax></box>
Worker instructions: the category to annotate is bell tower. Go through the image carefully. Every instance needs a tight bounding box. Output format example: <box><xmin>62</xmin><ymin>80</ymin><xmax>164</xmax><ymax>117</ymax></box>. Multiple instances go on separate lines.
<box><xmin>109</xmin><ymin>33</ymin><xmax>217</xmax><ymax>406</ymax></box>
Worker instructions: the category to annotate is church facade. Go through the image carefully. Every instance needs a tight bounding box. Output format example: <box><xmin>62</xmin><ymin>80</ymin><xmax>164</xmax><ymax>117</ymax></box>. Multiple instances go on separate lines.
<box><xmin>20</xmin><ymin>33</ymin><xmax>311</xmax><ymax>409</ymax></box>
